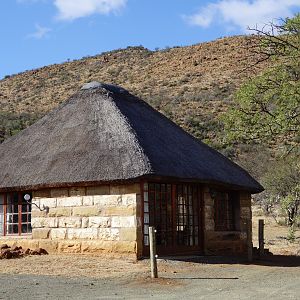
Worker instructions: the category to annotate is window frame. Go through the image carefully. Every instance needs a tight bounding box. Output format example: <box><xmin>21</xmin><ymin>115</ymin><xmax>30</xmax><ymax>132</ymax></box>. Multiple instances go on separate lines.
<box><xmin>0</xmin><ymin>191</ymin><xmax>32</xmax><ymax>236</ymax></box>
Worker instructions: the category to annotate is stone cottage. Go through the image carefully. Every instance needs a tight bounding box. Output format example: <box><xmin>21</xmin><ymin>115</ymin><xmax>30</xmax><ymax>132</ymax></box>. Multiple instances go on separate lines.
<box><xmin>0</xmin><ymin>82</ymin><xmax>263</xmax><ymax>258</ymax></box>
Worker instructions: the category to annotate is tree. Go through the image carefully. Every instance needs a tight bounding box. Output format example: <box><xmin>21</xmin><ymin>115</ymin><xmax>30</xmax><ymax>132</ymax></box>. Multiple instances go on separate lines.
<box><xmin>224</xmin><ymin>14</ymin><xmax>300</xmax><ymax>153</ymax></box>
<box><xmin>260</xmin><ymin>157</ymin><xmax>300</xmax><ymax>232</ymax></box>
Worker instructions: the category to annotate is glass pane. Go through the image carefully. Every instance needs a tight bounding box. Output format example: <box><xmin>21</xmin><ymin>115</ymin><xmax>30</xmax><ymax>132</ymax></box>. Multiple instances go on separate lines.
<box><xmin>155</xmin><ymin>184</ymin><xmax>160</xmax><ymax>192</ymax></box>
<box><xmin>167</xmin><ymin>184</ymin><xmax>171</xmax><ymax>193</ymax></box>
<box><xmin>144</xmin><ymin>202</ymin><xmax>149</xmax><ymax>213</ymax></box>
<box><xmin>21</xmin><ymin>224</ymin><xmax>31</xmax><ymax>234</ymax></box>
<box><xmin>143</xmin><ymin>192</ymin><xmax>148</xmax><ymax>202</ymax></box>
<box><xmin>148</xmin><ymin>183</ymin><xmax>155</xmax><ymax>191</ymax></box>
<box><xmin>13</xmin><ymin>224</ymin><xmax>18</xmax><ymax>233</ymax></box>
<box><xmin>144</xmin><ymin>225</ymin><xmax>149</xmax><ymax>234</ymax></box>
<box><xmin>7</xmin><ymin>224</ymin><xmax>12</xmax><ymax>234</ymax></box>
<box><xmin>143</xmin><ymin>183</ymin><xmax>148</xmax><ymax>191</ymax></box>
<box><xmin>21</xmin><ymin>224</ymin><xmax>27</xmax><ymax>233</ymax></box>
<box><xmin>149</xmin><ymin>191</ymin><xmax>155</xmax><ymax>202</ymax></box>
<box><xmin>13</xmin><ymin>214</ymin><xmax>18</xmax><ymax>223</ymax></box>
<box><xmin>0</xmin><ymin>195</ymin><xmax>3</xmax><ymax>211</ymax></box>
<box><xmin>22</xmin><ymin>204</ymin><xmax>29</xmax><ymax>213</ymax></box>
<box><xmin>22</xmin><ymin>214</ymin><xmax>28</xmax><ymax>222</ymax></box>
<box><xmin>144</xmin><ymin>212</ymin><xmax>149</xmax><ymax>224</ymax></box>
<box><xmin>7</xmin><ymin>214</ymin><xmax>13</xmax><ymax>223</ymax></box>
<box><xmin>144</xmin><ymin>235</ymin><xmax>149</xmax><ymax>246</ymax></box>
<box><xmin>7</xmin><ymin>224</ymin><xmax>18</xmax><ymax>234</ymax></box>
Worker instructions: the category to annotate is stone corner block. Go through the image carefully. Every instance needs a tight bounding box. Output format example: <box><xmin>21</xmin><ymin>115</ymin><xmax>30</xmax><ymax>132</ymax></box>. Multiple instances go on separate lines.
<box><xmin>119</xmin><ymin>228</ymin><xmax>137</xmax><ymax>242</ymax></box>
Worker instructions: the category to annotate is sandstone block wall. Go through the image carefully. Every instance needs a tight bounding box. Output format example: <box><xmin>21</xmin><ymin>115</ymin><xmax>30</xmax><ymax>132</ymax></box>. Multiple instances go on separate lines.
<box><xmin>203</xmin><ymin>187</ymin><xmax>251</xmax><ymax>255</ymax></box>
<box><xmin>27</xmin><ymin>183</ymin><xmax>142</xmax><ymax>256</ymax></box>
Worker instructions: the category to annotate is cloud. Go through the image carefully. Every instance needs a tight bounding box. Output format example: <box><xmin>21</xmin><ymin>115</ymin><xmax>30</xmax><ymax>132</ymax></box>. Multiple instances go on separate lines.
<box><xmin>54</xmin><ymin>0</ymin><xmax>127</xmax><ymax>21</ymax></box>
<box><xmin>27</xmin><ymin>23</ymin><xmax>52</xmax><ymax>39</ymax></box>
<box><xmin>184</xmin><ymin>0</ymin><xmax>300</xmax><ymax>32</ymax></box>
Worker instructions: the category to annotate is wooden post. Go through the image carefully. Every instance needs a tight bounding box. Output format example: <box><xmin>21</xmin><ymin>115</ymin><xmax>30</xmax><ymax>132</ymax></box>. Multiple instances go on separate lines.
<box><xmin>259</xmin><ymin>219</ymin><xmax>264</xmax><ymax>257</ymax></box>
<box><xmin>246</xmin><ymin>219</ymin><xmax>253</xmax><ymax>262</ymax></box>
<box><xmin>149</xmin><ymin>226</ymin><xmax>158</xmax><ymax>278</ymax></box>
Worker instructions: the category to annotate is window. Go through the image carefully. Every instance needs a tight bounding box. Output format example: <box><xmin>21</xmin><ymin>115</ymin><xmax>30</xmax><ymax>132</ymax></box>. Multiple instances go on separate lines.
<box><xmin>214</xmin><ymin>191</ymin><xmax>240</xmax><ymax>231</ymax></box>
<box><xmin>0</xmin><ymin>192</ymin><xmax>32</xmax><ymax>236</ymax></box>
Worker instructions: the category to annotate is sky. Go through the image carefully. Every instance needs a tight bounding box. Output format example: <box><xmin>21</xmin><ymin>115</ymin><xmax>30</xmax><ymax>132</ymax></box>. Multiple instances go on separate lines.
<box><xmin>0</xmin><ymin>0</ymin><xmax>299</xmax><ymax>79</ymax></box>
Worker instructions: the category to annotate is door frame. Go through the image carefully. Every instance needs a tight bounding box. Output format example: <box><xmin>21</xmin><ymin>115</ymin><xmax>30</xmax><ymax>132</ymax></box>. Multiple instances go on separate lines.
<box><xmin>141</xmin><ymin>179</ymin><xmax>204</xmax><ymax>256</ymax></box>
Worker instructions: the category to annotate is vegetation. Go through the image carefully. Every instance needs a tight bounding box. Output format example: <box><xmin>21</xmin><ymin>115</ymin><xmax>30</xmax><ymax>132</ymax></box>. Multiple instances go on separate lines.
<box><xmin>223</xmin><ymin>15</ymin><xmax>300</xmax><ymax>239</ymax></box>
<box><xmin>224</xmin><ymin>15</ymin><xmax>300</xmax><ymax>153</ymax></box>
<box><xmin>0</xmin><ymin>112</ymin><xmax>41</xmax><ymax>143</ymax></box>
<box><xmin>258</xmin><ymin>157</ymin><xmax>300</xmax><ymax>239</ymax></box>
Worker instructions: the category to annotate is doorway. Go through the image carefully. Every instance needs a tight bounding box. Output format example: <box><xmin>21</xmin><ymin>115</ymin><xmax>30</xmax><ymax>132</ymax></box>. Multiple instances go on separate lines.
<box><xmin>143</xmin><ymin>183</ymin><xmax>203</xmax><ymax>256</ymax></box>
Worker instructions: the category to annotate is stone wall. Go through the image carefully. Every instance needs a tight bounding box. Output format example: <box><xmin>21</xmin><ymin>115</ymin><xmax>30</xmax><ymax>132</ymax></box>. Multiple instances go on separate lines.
<box><xmin>203</xmin><ymin>187</ymin><xmax>251</xmax><ymax>255</ymax></box>
<box><xmin>8</xmin><ymin>183</ymin><xmax>142</xmax><ymax>257</ymax></box>
<box><xmin>0</xmin><ymin>183</ymin><xmax>253</xmax><ymax>258</ymax></box>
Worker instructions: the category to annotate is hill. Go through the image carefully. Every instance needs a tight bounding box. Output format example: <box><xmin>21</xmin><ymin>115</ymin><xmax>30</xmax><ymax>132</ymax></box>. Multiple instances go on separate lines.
<box><xmin>0</xmin><ymin>35</ymin><xmax>269</xmax><ymax>159</ymax></box>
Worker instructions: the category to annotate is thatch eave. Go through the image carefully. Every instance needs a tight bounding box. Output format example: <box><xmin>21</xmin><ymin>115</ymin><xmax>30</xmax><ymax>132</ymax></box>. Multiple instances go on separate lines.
<box><xmin>0</xmin><ymin>174</ymin><xmax>263</xmax><ymax>194</ymax></box>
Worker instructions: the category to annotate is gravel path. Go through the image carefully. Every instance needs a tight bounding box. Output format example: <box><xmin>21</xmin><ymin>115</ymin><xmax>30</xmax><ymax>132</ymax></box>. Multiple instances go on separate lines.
<box><xmin>0</xmin><ymin>255</ymin><xmax>299</xmax><ymax>299</ymax></box>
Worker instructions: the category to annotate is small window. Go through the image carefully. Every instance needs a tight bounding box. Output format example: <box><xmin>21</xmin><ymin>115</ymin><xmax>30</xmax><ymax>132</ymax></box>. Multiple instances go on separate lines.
<box><xmin>0</xmin><ymin>192</ymin><xmax>32</xmax><ymax>236</ymax></box>
<box><xmin>214</xmin><ymin>191</ymin><xmax>239</xmax><ymax>231</ymax></box>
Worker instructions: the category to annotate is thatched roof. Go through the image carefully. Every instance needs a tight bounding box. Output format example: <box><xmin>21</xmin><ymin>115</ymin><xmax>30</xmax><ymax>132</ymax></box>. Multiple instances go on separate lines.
<box><xmin>0</xmin><ymin>82</ymin><xmax>263</xmax><ymax>193</ymax></box>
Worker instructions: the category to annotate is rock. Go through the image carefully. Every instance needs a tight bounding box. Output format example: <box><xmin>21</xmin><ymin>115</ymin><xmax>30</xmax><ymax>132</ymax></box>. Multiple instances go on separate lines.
<box><xmin>1</xmin><ymin>250</ymin><xmax>13</xmax><ymax>259</ymax></box>
<box><xmin>11</xmin><ymin>246</ymin><xmax>21</xmax><ymax>251</ymax></box>
<box><xmin>38</xmin><ymin>248</ymin><xmax>48</xmax><ymax>255</ymax></box>
<box><xmin>0</xmin><ymin>245</ymin><xmax>48</xmax><ymax>259</ymax></box>
<box><xmin>30</xmin><ymin>249</ymin><xmax>41</xmax><ymax>255</ymax></box>
<box><xmin>11</xmin><ymin>251</ymin><xmax>20</xmax><ymax>258</ymax></box>
<box><xmin>0</xmin><ymin>244</ymin><xmax>10</xmax><ymax>250</ymax></box>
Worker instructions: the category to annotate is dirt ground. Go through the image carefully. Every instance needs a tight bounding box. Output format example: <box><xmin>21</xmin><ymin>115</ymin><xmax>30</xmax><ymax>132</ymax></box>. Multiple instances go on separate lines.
<box><xmin>0</xmin><ymin>254</ymin><xmax>299</xmax><ymax>299</ymax></box>
<box><xmin>252</xmin><ymin>212</ymin><xmax>300</xmax><ymax>256</ymax></box>
<box><xmin>0</xmin><ymin>214</ymin><xmax>299</xmax><ymax>299</ymax></box>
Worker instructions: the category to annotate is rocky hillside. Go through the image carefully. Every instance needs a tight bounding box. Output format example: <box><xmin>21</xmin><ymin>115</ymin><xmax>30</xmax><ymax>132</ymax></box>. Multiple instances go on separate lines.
<box><xmin>0</xmin><ymin>35</ymin><xmax>268</xmax><ymax>154</ymax></box>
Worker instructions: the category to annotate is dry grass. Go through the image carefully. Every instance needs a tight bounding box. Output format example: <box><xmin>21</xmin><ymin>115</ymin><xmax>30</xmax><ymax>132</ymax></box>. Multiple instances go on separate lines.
<box><xmin>252</xmin><ymin>214</ymin><xmax>300</xmax><ymax>256</ymax></box>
